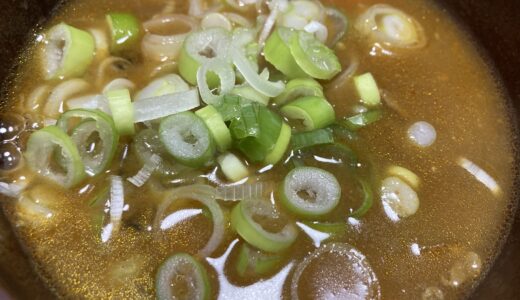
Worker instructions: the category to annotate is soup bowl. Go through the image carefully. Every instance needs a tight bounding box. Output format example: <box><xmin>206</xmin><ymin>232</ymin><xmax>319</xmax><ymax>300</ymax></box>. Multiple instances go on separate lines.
<box><xmin>0</xmin><ymin>0</ymin><xmax>518</xmax><ymax>298</ymax></box>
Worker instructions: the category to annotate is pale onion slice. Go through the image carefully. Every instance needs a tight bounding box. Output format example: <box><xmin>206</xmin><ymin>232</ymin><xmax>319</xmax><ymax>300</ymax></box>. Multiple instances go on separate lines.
<box><xmin>201</xmin><ymin>12</ymin><xmax>233</xmax><ymax>31</ymax></box>
<box><xmin>457</xmin><ymin>157</ymin><xmax>502</xmax><ymax>197</ymax></box>
<box><xmin>189</xmin><ymin>0</ymin><xmax>204</xmax><ymax>16</ymax></box>
<box><xmin>156</xmin><ymin>184</ymin><xmax>224</xmax><ymax>257</ymax></box>
<box><xmin>66</xmin><ymin>94</ymin><xmax>110</xmax><ymax>113</ymax></box>
<box><xmin>127</xmin><ymin>154</ymin><xmax>162</xmax><ymax>187</ymax></box>
<box><xmin>96</xmin><ymin>56</ymin><xmax>132</xmax><ymax>87</ymax></box>
<box><xmin>355</xmin><ymin>4</ymin><xmax>426</xmax><ymax>50</ymax></box>
<box><xmin>43</xmin><ymin>78</ymin><xmax>91</xmax><ymax>117</ymax></box>
<box><xmin>25</xmin><ymin>84</ymin><xmax>52</xmax><ymax>111</ymax></box>
<box><xmin>257</xmin><ymin>0</ymin><xmax>283</xmax><ymax>50</ymax></box>
<box><xmin>133</xmin><ymin>89</ymin><xmax>200</xmax><ymax>123</ymax></box>
<box><xmin>88</xmin><ymin>28</ymin><xmax>109</xmax><ymax>60</ymax></box>
<box><xmin>408</xmin><ymin>121</ymin><xmax>437</xmax><ymax>148</ymax></box>
<box><xmin>103</xmin><ymin>78</ymin><xmax>136</xmax><ymax>94</ymax></box>
<box><xmin>135</xmin><ymin>74</ymin><xmax>189</xmax><ymax>101</ymax></box>
<box><xmin>215</xmin><ymin>182</ymin><xmax>274</xmax><ymax>202</ymax></box>
<box><xmin>197</xmin><ymin>59</ymin><xmax>236</xmax><ymax>105</ymax></box>
<box><xmin>160</xmin><ymin>208</ymin><xmax>203</xmax><ymax>230</ymax></box>
<box><xmin>0</xmin><ymin>181</ymin><xmax>27</xmax><ymax>198</ymax></box>
<box><xmin>303</xmin><ymin>21</ymin><xmax>328</xmax><ymax>43</ymax></box>
<box><xmin>231</xmin><ymin>48</ymin><xmax>284</xmax><ymax>97</ymax></box>
<box><xmin>142</xmin><ymin>14</ymin><xmax>199</xmax><ymax>61</ymax></box>
<box><xmin>110</xmin><ymin>175</ymin><xmax>125</xmax><ymax>226</ymax></box>
<box><xmin>222</xmin><ymin>12</ymin><xmax>254</xmax><ymax>28</ymax></box>
<box><xmin>381</xmin><ymin>176</ymin><xmax>419</xmax><ymax>221</ymax></box>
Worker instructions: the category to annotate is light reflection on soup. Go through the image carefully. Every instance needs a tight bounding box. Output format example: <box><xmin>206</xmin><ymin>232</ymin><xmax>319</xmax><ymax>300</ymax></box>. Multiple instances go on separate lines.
<box><xmin>0</xmin><ymin>0</ymin><xmax>516</xmax><ymax>299</ymax></box>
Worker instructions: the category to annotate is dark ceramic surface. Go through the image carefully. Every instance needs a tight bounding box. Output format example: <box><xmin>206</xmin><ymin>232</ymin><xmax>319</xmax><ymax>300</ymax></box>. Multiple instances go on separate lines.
<box><xmin>0</xmin><ymin>0</ymin><xmax>518</xmax><ymax>298</ymax></box>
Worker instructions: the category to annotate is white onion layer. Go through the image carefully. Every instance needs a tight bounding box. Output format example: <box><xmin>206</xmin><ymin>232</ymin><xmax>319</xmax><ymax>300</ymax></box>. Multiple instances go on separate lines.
<box><xmin>133</xmin><ymin>89</ymin><xmax>200</xmax><ymax>123</ymax></box>
<box><xmin>457</xmin><ymin>157</ymin><xmax>502</xmax><ymax>197</ymax></box>
<box><xmin>44</xmin><ymin>79</ymin><xmax>91</xmax><ymax>117</ymax></box>
<box><xmin>408</xmin><ymin>121</ymin><xmax>437</xmax><ymax>148</ymax></box>
<box><xmin>197</xmin><ymin>59</ymin><xmax>236</xmax><ymax>105</ymax></box>
<box><xmin>127</xmin><ymin>154</ymin><xmax>162</xmax><ymax>187</ymax></box>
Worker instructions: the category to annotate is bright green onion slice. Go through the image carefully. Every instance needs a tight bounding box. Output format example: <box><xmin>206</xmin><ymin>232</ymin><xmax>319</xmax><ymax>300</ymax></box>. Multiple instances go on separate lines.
<box><xmin>197</xmin><ymin>58</ymin><xmax>236</xmax><ymax>105</ymax></box>
<box><xmin>217</xmin><ymin>152</ymin><xmax>249</xmax><ymax>182</ymax></box>
<box><xmin>105</xmin><ymin>88</ymin><xmax>135</xmax><ymax>135</ymax></box>
<box><xmin>231</xmin><ymin>199</ymin><xmax>298</xmax><ymax>253</ymax></box>
<box><xmin>155</xmin><ymin>253</ymin><xmax>211</xmax><ymax>300</ymax></box>
<box><xmin>264</xmin><ymin>122</ymin><xmax>291</xmax><ymax>165</ymax></box>
<box><xmin>215</xmin><ymin>94</ymin><xmax>244</xmax><ymax>122</ymax></box>
<box><xmin>159</xmin><ymin>112</ymin><xmax>215</xmax><ymax>168</ymax></box>
<box><xmin>353</xmin><ymin>73</ymin><xmax>381</xmax><ymax>106</ymax></box>
<box><xmin>280</xmin><ymin>96</ymin><xmax>335</xmax><ymax>131</ymax></box>
<box><xmin>229</xmin><ymin>103</ymin><xmax>260</xmax><ymax>140</ymax></box>
<box><xmin>279</xmin><ymin>166</ymin><xmax>341</xmax><ymax>218</ymax></box>
<box><xmin>195</xmin><ymin>105</ymin><xmax>232</xmax><ymax>152</ymax></box>
<box><xmin>350</xmin><ymin>178</ymin><xmax>374</xmax><ymax>218</ymax></box>
<box><xmin>179</xmin><ymin>28</ymin><xmax>231</xmax><ymax>86</ymax></box>
<box><xmin>233</xmin><ymin>105</ymin><xmax>283</xmax><ymax>162</ymax></box>
<box><xmin>236</xmin><ymin>243</ymin><xmax>283</xmax><ymax>277</ymax></box>
<box><xmin>25</xmin><ymin>126</ymin><xmax>86</xmax><ymax>188</ymax></box>
<box><xmin>106</xmin><ymin>13</ymin><xmax>141</xmax><ymax>53</ymax></box>
<box><xmin>339</xmin><ymin>110</ymin><xmax>383</xmax><ymax>131</ymax></box>
<box><xmin>289</xmin><ymin>30</ymin><xmax>341</xmax><ymax>80</ymax></box>
<box><xmin>232</xmin><ymin>84</ymin><xmax>270</xmax><ymax>106</ymax></box>
<box><xmin>57</xmin><ymin>109</ymin><xmax>119</xmax><ymax>176</ymax></box>
<box><xmin>274</xmin><ymin>78</ymin><xmax>324</xmax><ymax>105</ymax></box>
<box><xmin>42</xmin><ymin>23</ymin><xmax>95</xmax><ymax>80</ymax></box>
<box><xmin>264</xmin><ymin>27</ymin><xmax>307</xmax><ymax>79</ymax></box>
<box><xmin>291</xmin><ymin>128</ymin><xmax>334</xmax><ymax>150</ymax></box>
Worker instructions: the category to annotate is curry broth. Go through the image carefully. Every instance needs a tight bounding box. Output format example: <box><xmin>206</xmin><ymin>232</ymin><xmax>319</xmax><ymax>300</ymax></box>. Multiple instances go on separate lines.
<box><xmin>1</xmin><ymin>0</ymin><xmax>516</xmax><ymax>299</ymax></box>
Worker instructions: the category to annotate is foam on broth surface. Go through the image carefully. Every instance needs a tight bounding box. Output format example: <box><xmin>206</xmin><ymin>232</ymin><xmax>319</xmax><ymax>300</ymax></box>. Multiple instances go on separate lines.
<box><xmin>0</xmin><ymin>0</ymin><xmax>516</xmax><ymax>299</ymax></box>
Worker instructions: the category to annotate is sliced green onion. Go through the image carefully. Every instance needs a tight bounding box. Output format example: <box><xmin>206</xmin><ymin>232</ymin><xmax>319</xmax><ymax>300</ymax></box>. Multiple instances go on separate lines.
<box><xmin>236</xmin><ymin>243</ymin><xmax>283</xmax><ymax>277</ymax></box>
<box><xmin>301</xmin><ymin>142</ymin><xmax>358</xmax><ymax>169</ymax></box>
<box><xmin>57</xmin><ymin>109</ymin><xmax>119</xmax><ymax>176</ymax></box>
<box><xmin>105</xmin><ymin>88</ymin><xmax>135</xmax><ymax>135</ymax></box>
<box><xmin>339</xmin><ymin>110</ymin><xmax>383</xmax><ymax>131</ymax></box>
<box><xmin>289</xmin><ymin>30</ymin><xmax>341</xmax><ymax>80</ymax></box>
<box><xmin>127</xmin><ymin>154</ymin><xmax>161</xmax><ymax>187</ymax></box>
<box><xmin>231</xmin><ymin>199</ymin><xmax>299</xmax><ymax>253</ymax></box>
<box><xmin>179</xmin><ymin>28</ymin><xmax>231</xmax><ymax>85</ymax></box>
<box><xmin>231</xmin><ymin>47</ymin><xmax>285</xmax><ymax>98</ymax></box>
<box><xmin>279</xmin><ymin>166</ymin><xmax>341</xmax><ymax>218</ymax></box>
<box><xmin>353</xmin><ymin>73</ymin><xmax>381</xmax><ymax>106</ymax></box>
<box><xmin>229</xmin><ymin>103</ymin><xmax>260</xmax><ymax>140</ymax></box>
<box><xmin>135</xmin><ymin>74</ymin><xmax>189</xmax><ymax>101</ymax></box>
<box><xmin>42</xmin><ymin>23</ymin><xmax>95</xmax><ymax>80</ymax></box>
<box><xmin>133</xmin><ymin>89</ymin><xmax>201</xmax><ymax>123</ymax></box>
<box><xmin>232</xmin><ymin>84</ymin><xmax>270</xmax><ymax>106</ymax></box>
<box><xmin>106</xmin><ymin>13</ymin><xmax>141</xmax><ymax>53</ymax></box>
<box><xmin>387</xmin><ymin>165</ymin><xmax>420</xmax><ymax>190</ymax></box>
<box><xmin>330</xmin><ymin>124</ymin><xmax>359</xmax><ymax>141</ymax></box>
<box><xmin>197</xmin><ymin>59</ymin><xmax>236</xmax><ymax>105</ymax></box>
<box><xmin>155</xmin><ymin>253</ymin><xmax>211</xmax><ymax>300</ymax></box>
<box><xmin>159</xmin><ymin>112</ymin><xmax>215</xmax><ymax>168</ymax></box>
<box><xmin>233</xmin><ymin>105</ymin><xmax>283</xmax><ymax>162</ymax></box>
<box><xmin>195</xmin><ymin>105</ymin><xmax>232</xmax><ymax>152</ymax></box>
<box><xmin>264</xmin><ymin>122</ymin><xmax>291</xmax><ymax>165</ymax></box>
<box><xmin>380</xmin><ymin>176</ymin><xmax>419</xmax><ymax>220</ymax></box>
<box><xmin>217</xmin><ymin>152</ymin><xmax>249</xmax><ymax>182</ymax></box>
<box><xmin>25</xmin><ymin>126</ymin><xmax>85</xmax><ymax>188</ymax></box>
<box><xmin>214</xmin><ymin>94</ymin><xmax>244</xmax><ymax>122</ymax></box>
<box><xmin>132</xmin><ymin>128</ymin><xmax>182</xmax><ymax>176</ymax></box>
<box><xmin>274</xmin><ymin>78</ymin><xmax>324</xmax><ymax>105</ymax></box>
<box><xmin>281</xmin><ymin>96</ymin><xmax>335</xmax><ymax>131</ymax></box>
<box><xmin>291</xmin><ymin>128</ymin><xmax>334</xmax><ymax>150</ymax></box>
<box><xmin>349</xmin><ymin>178</ymin><xmax>374</xmax><ymax>218</ymax></box>
<box><xmin>264</xmin><ymin>27</ymin><xmax>307</xmax><ymax>79</ymax></box>
<box><xmin>216</xmin><ymin>182</ymin><xmax>273</xmax><ymax>202</ymax></box>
